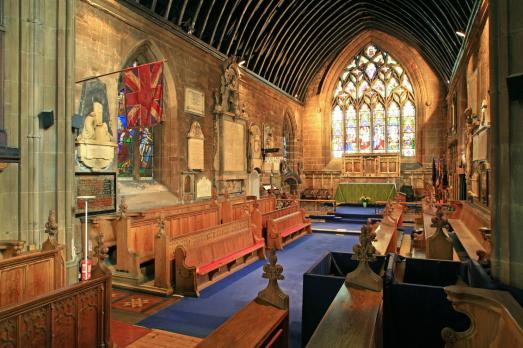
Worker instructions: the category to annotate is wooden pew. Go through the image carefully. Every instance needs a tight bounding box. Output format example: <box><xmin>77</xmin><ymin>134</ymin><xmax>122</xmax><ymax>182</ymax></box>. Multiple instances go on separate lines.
<box><xmin>231</xmin><ymin>195</ymin><xmax>276</xmax><ymax>221</ymax></box>
<box><xmin>422</xmin><ymin>208</ymin><xmax>459</xmax><ymax>261</ymax></box>
<box><xmin>158</xmin><ymin>215</ymin><xmax>265</xmax><ymax>296</ymax></box>
<box><xmin>447</xmin><ymin>201</ymin><xmax>490</xmax><ymax>261</ymax></box>
<box><xmin>442</xmin><ymin>285</ymin><xmax>523</xmax><ymax>347</ymax></box>
<box><xmin>197</xmin><ymin>249</ymin><xmax>289</xmax><ymax>348</ymax></box>
<box><xmin>113</xmin><ymin>200</ymin><xmax>220</xmax><ymax>282</ymax></box>
<box><xmin>219</xmin><ymin>193</ymin><xmax>246</xmax><ymax>224</ymax></box>
<box><xmin>266</xmin><ymin>209</ymin><xmax>311</xmax><ymax>250</ymax></box>
<box><xmin>251</xmin><ymin>203</ymin><xmax>299</xmax><ymax>242</ymax></box>
<box><xmin>0</xmin><ymin>243</ymin><xmax>112</xmax><ymax>347</ymax></box>
<box><xmin>306</xmin><ymin>285</ymin><xmax>382</xmax><ymax>348</ymax></box>
<box><xmin>307</xmin><ymin>223</ymin><xmax>383</xmax><ymax>348</ymax></box>
<box><xmin>0</xmin><ymin>245</ymin><xmax>64</xmax><ymax>308</ymax></box>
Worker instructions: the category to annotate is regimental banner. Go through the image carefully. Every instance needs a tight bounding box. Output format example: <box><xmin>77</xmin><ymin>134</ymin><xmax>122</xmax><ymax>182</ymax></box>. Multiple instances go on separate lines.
<box><xmin>75</xmin><ymin>173</ymin><xmax>116</xmax><ymax>216</ymax></box>
<box><xmin>123</xmin><ymin>61</ymin><xmax>164</xmax><ymax>128</ymax></box>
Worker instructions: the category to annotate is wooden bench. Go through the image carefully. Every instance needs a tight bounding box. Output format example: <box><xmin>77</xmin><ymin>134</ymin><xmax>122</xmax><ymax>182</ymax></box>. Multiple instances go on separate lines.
<box><xmin>306</xmin><ymin>285</ymin><xmax>382</xmax><ymax>348</ymax></box>
<box><xmin>0</xmin><ymin>244</ymin><xmax>64</xmax><ymax>308</ymax></box>
<box><xmin>267</xmin><ymin>209</ymin><xmax>311</xmax><ymax>250</ymax></box>
<box><xmin>113</xmin><ymin>200</ymin><xmax>220</xmax><ymax>282</ymax></box>
<box><xmin>250</xmin><ymin>204</ymin><xmax>299</xmax><ymax>243</ymax></box>
<box><xmin>159</xmin><ymin>215</ymin><xmax>265</xmax><ymax>296</ymax></box>
<box><xmin>219</xmin><ymin>193</ymin><xmax>247</xmax><ymax>223</ymax></box>
<box><xmin>423</xmin><ymin>211</ymin><xmax>459</xmax><ymax>261</ymax></box>
<box><xmin>447</xmin><ymin>201</ymin><xmax>490</xmax><ymax>261</ymax></box>
<box><xmin>197</xmin><ymin>299</ymin><xmax>289</xmax><ymax>348</ymax></box>
<box><xmin>373</xmin><ymin>207</ymin><xmax>403</xmax><ymax>256</ymax></box>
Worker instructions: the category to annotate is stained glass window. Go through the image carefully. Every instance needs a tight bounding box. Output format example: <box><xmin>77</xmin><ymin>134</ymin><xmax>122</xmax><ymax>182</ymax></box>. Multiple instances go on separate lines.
<box><xmin>117</xmin><ymin>89</ymin><xmax>155</xmax><ymax>178</ymax></box>
<box><xmin>332</xmin><ymin>105</ymin><xmax>344</xmax><ymax>158</ymax></box>
<box><xmin>331</xmin><ymin>43</ymin><xmax>416</xmax><ymax>157</ymax></box>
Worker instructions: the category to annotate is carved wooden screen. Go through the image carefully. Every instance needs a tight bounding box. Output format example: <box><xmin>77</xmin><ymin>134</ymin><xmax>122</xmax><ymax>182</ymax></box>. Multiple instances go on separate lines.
<box><xmin>332</xmin><ymin>44</ymin><xmax>416</xmax><ymax>158</ymax></box>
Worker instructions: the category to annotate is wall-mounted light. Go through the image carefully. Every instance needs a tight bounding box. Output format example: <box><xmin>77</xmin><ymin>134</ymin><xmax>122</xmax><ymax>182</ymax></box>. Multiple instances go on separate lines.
<box><xmin>456</xmin><ymin>31</ymin><xmax>466</xmax><ymax>38</ymax></box>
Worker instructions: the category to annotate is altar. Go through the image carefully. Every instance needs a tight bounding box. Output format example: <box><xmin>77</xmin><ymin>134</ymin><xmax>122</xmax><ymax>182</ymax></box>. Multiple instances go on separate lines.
<box><xmin>334</xmin><ymin>183</ymin><xmax>396</xmax><ymax>204</ymax></box>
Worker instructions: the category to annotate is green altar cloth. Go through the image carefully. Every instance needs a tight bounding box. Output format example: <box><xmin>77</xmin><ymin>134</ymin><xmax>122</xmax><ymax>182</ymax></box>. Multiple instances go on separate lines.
<box><xmin>334</xmin><ymin>183</ymin><xmax>396</xmax><ymax>204</ymax></box>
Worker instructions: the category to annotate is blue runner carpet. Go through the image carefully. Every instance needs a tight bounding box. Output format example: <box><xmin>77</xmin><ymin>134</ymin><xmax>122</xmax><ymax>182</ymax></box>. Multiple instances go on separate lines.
<box><xmin>138</xmin><ymin>233</ymin><xmax>359</xmax><ymax>347</ymax></box>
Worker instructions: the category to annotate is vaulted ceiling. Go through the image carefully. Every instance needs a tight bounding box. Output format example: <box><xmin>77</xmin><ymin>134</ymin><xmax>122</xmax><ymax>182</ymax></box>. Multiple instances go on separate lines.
<box><xmin>123</xmin><ymin>0</ymin><xmax>480</xmax><ymax>100</ymax></box>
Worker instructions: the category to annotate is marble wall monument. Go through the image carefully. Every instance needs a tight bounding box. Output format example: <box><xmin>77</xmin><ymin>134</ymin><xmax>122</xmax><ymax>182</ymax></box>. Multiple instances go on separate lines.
<box><xmin>187</xmin><ymin>121</ymin><xmax>204</xmax><ymax>170</ymax></box>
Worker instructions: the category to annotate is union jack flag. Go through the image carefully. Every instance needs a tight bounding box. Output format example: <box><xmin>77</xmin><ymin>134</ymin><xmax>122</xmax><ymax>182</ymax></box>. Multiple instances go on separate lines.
<box><xmin>123</xmin><ymin>61</ymin><xmax>164</xmax><ymax>128</ymax></box>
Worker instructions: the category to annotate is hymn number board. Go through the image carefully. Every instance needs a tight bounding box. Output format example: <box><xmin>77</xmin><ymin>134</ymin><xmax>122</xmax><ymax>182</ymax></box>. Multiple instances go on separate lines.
<box><xmin>75</xmin><ymin>172</ymin><xmax>116</xmax><ymax>216</ymax></box>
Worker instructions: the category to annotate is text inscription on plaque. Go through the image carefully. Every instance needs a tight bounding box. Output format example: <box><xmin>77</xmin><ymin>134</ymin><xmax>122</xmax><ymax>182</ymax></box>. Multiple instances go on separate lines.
<box><xmin>185</xmin><ymin>88</ymin><xmax>205</xmax><ymax>116</ymax></box>
<box><xmin>75</xmin><ymin>173</ymin><xmax>116</xmax><ymax>215</ymax></box>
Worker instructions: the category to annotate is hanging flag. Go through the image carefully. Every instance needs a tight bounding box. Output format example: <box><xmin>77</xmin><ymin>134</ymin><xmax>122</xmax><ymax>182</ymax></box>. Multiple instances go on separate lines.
<box><xmin>123</xmin><ymin>61</ymin><xmax>164</xmax><ymax>128</ymax></box>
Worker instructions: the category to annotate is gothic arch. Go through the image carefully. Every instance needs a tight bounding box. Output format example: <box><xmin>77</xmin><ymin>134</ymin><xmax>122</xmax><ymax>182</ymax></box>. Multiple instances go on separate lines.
<box><xmin>118</xmin><ymin>40</ymin><xmax>178</xmax><ymax>183</ymax></box>
<box><xmin>316</xmin><ymin>30</ymin><xmax>445</xmax><ymax>164</ymax></box>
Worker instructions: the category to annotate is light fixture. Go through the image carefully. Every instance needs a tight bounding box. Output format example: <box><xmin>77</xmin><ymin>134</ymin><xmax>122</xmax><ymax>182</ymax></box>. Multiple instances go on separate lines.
<box><xmin>238</xmin><ymin>60</ymin><xmax>246</xmax><ymax>66</ymax></box>
<box><xmin>456</xmin><ymin>31</ymin><xmax>466</xmax><ymax>38</ymax></box>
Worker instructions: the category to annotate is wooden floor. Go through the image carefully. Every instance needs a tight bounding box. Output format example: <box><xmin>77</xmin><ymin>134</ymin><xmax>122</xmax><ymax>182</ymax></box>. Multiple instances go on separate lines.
<box><xmin>128</xmin><ymin>330</ymin><xmax>202</xmax><ymax>348</ymax></box>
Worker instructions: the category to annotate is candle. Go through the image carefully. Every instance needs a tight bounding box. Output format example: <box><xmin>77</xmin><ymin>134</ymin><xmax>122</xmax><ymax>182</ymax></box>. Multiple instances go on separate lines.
<box><xmin>78</xmin><ymin>195</ymin><xmax>95</xmax><ymax>280</ymax></box>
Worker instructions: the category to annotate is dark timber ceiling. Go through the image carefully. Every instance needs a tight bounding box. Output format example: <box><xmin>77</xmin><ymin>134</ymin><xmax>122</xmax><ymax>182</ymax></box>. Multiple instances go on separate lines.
<box><xmin>123</xmin><ymin>0</ymin><xmax>479</xmax><ymax>100</ymax></box>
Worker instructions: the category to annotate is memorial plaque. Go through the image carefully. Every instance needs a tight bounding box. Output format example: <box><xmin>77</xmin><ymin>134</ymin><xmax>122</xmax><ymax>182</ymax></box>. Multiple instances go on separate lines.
<box><xmin>75</xmin><ymin>173</ymin><xmax>116</xmax><ymax>216</ymax></box>
<box><xmin>185</xmin><ymin>88</ymin><xmax>205</xmax><ymax>116</ymax></box>
<box><xmin>223</xmin><ymin>120</ymin><xmax>245</xmax><ymax>172</ymax></box>
<box><xmin>473</xmin><ymin>129</ymin><xmax>488</xmax><ymax>161</ymax></box>
<box><xmin>187</xmin><ymin>121</ymin><xmax>205</xmax><ymax>170</ymax></box>
<box><xmin>196</xmin><ymin>176</ymin><xmax>212</xmax><ymax>198</ymax></box>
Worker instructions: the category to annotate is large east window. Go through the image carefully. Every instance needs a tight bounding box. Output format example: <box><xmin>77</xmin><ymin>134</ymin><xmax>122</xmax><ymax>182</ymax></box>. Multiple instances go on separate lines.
<box><xmin>332</xmin><ymin>44</ymin><xmax>416</xmax><ymax>158</ymax></box>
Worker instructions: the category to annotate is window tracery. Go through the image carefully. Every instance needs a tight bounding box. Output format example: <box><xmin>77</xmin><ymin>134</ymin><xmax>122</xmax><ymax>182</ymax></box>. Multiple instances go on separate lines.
<box><xmin>332</xmin><ymin>44</ymin><xmax>416</xmax><ymax>158</ymax></box>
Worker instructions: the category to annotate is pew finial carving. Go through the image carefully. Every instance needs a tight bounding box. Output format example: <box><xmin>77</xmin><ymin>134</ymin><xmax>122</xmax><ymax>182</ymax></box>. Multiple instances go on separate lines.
<box><xmin>156</xmin><ymin>213</ymin><xmax>166</xmax><ymax>239</ymax></box>
<box><xmin>257</xmin><ymin>249</ymin><xmax>289</xmax><ymax>310</ymax></box>
<box><xmin>42</xmin><ymin>209</ymin><xmax>59</xmax><ymax>251</ymax></box>
<box><xmin>431</xmin><ymin>206</ymin><xmax>449</xmax><ymax>232</ymax></box>
<box><xmin>93</xmin><ymin>231</ymin><xmax>110</xmax><ymax>276</ymax></box>
<box><xmin>119</xmin><ymin>196</ymin><xmax>128</xmax><ymax>218</ymax></box>
<box><xmin>345</xmin><ymin>223</ymin><xmax>382</xmax><ymax>291</ymax></box>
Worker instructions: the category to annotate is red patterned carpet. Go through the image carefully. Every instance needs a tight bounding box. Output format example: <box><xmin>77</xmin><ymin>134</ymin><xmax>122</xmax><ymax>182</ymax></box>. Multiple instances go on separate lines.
<box><xmin>111</xmin><ymin>320</ymin><xmax>151</xmax><ymax>347</ymax></box>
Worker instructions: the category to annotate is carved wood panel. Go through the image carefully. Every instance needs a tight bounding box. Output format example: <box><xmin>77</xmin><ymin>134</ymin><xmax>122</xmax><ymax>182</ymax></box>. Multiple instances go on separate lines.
<box><xmin>0</xmin><ymin>274</ymin><xmax>111</xmax><ymax>348</ymax></box>
<box><xmin>342</xmin><ymin>153</ymin><xmax>400</xmax><ymax>177</ymax></box>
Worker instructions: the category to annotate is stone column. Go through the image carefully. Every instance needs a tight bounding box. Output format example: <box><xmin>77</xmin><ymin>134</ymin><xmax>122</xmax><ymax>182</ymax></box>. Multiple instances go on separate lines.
<box><xmin>490</xmin><ymin>0</ymin><xmax>523</xmax><ymax>288</ymax></box>
<box><xmin>1</xmin><ymin>0</ymin><xmax>76</xmax><ymax>280</ymax></box>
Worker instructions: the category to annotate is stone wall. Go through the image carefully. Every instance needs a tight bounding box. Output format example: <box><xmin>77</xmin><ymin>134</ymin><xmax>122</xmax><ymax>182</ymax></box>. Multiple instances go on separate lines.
<box><xmin>75</xmin><ymin>0</ymin><xmax>303</xmax><ymax>200</ymax></box>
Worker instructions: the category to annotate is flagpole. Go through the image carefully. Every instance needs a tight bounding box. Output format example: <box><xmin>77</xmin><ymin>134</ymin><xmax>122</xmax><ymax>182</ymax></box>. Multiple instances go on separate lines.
<box><xmin>75</xmin><ymin>59</ymin><xmax>167</xmax><ymax>84</ymax></box>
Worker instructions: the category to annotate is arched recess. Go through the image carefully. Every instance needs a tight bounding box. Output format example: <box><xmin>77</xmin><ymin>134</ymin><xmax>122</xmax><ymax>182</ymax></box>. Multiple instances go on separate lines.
<box><xmin>282</xmin><ymin>110</ymin><xmax>298</xmax><ymax>164</ymax></box>
<box><xmin>117</xmin><ymin>40</ymin><xmax>177</xmax><ymax>187</ymax></box>
<box><xmin>314</xmin><ymin>30</ymin><xmax>445</xmax><ymax>166</ymax></box>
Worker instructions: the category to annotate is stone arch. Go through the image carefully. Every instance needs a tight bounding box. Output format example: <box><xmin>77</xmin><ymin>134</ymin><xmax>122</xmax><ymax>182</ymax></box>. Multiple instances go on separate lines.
<box><xmin>282</xmin><ymin>110</ymin><xmax>298</xmax><ymax>164</ymax></box>
<box><xmin>118</xmin><ymin>40</ymin><xmax>178</xmax><ymax>186</ymax></box>
<box><xmin>315</xmin><ymin>30</ymin><xmax>444</xmax><ymax>165</ymax></box>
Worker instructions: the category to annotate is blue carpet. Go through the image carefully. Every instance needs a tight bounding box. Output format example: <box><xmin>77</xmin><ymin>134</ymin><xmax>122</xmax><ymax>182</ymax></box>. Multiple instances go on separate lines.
<box><xmin>138</xmin><ymin>233</ymin><xmax>359</xmax><ymax>347</ymax></box>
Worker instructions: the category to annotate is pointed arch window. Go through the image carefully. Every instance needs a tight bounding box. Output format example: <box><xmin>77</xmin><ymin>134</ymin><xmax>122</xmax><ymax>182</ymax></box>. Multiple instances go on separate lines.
<box><xmin>331</xmin><ymin>44</ymin><xmax>416</xmax><ymax>157</ymax></box>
